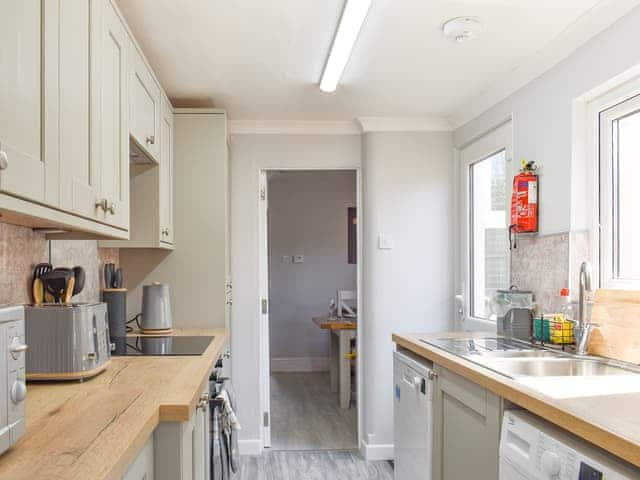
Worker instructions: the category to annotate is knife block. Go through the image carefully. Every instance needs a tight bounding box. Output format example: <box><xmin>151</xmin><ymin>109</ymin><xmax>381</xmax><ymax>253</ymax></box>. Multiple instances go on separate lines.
<box><xmin>102</xmin><ymin>288</ymin><xmax>127</xmax><ymax>339</ymax></box>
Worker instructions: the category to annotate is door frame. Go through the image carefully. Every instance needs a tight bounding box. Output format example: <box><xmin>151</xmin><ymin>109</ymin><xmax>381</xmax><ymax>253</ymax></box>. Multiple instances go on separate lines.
<box><xmin>258</xmin><ymin>167</ymin><xmax>362</xmax><ymax>449</ymax></box>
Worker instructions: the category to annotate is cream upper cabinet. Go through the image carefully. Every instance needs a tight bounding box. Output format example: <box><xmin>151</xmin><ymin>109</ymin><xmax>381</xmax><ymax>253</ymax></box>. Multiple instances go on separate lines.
<box><xmin>0</xmin><ymin>0</ymin><xmax>45</xmax><ymax>202</ymax></box>
<box><xmin>91</xmin><ymin>0</ymin><xmax>131</xmax><ymax>231</ymax></box>
<box><xmin>160</xmin><ymin>96</ymin><xmax>174</xmax><ymax>245</ymax></box>
<box><xmin>131</xmin><ymin>48</ymin><xmax>161</xmax><ymax>163</ymax></box>
<box><xmin>45</xmin><ymin>0</ymin><xmax>99</xmax><ymax>219</ymax></box>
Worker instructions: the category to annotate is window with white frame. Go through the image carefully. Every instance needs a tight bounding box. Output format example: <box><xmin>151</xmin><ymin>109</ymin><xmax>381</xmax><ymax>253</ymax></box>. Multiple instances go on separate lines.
<box><xmin>460</xmin><ymin>121</ymin><xmax>512</xmax><ymax>330</ymax></box>
<box><xmin>599</xmin><ymin>93</ymin><xmax>640</xmax><ymax>289</ymax></box>
<box><xmin>469</xmin><ymin>150</ymin><xmax>509</xmax><ymax>319</ymax></box>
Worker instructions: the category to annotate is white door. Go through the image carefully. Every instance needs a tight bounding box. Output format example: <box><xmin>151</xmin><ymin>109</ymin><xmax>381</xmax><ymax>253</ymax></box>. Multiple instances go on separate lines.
<box><xmin>258</xmin><ymin>170</ymin><xmax>271</xmax><ymax>447</ymax></box>
<box><xmin>0</xmin><ymin>0</ymin><xmax>45</xmax><ymax>201</ymax></box>
<box><xmin>459</xmin><ymin>122</ymin><xmax>513</xmax><ymax>332</ymax></box>
<box><xmin>93</xmin><ymin>0</ymin><xmax>130</xmax><ymax>230</ymax></box>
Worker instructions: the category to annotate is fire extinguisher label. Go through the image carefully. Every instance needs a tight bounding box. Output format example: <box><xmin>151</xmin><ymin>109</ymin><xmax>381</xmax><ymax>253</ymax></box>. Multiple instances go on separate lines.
<box><xmin>528</xmin><ymin>181</ymin><xmax>537</xmax><ymax>204</ymax></box>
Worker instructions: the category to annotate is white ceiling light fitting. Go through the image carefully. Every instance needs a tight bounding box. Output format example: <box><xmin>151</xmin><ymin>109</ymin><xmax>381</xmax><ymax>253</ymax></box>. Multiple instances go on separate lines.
<box><xmin>320</xmin><ymin>0</ymin><xmax>372</xmax><ymax>93</ymax></box>
<box><xmin>442</xmin><ymin>17</ymin><xmax>482</xmax><ymax>43</ymax></box>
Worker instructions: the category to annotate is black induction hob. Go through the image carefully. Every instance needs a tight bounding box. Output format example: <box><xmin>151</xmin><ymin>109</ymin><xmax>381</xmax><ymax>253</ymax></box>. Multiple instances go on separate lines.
<box><xmin>110</xmin><ymin>336</ymin><xmax>214</xmax><ymax>356</ymax></box>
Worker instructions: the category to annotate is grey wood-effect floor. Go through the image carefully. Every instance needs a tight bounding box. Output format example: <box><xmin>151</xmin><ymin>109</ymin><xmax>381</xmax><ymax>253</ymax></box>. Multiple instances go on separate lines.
<box><xmin>232</xmin><ymin>373</ymin><xmax>392</xmax><ymax>479</ymax></box>
<box><xmin>270</xmin><ymin>372</ymin><xmax>357</xmax><ymax>451</ymax></box>
<box><xmin>234</xmin><ymin>450</ymin><xmax>394</xmax><ymax>480</ymax></box>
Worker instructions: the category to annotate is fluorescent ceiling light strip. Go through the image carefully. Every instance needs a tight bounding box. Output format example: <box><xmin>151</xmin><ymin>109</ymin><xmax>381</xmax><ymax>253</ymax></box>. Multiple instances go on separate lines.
<box><xmin>320</xmin><ymin>0</ymin><xmax>371</xmax><ymax>93</ymax></box>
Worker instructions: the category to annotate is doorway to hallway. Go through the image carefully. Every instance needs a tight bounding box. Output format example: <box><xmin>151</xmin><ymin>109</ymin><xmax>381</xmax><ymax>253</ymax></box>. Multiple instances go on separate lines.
<box><xmin>259</xmin><ymin>169</ymin><xmax>359</xmax><ymax>451</ymax></box>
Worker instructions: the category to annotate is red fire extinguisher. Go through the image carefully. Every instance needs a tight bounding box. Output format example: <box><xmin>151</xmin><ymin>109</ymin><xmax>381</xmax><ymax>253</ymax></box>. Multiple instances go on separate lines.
<box><xmin>509</xmin><ymin>160</ymin><xmax>538</xmax><ymax>248</ymax></box>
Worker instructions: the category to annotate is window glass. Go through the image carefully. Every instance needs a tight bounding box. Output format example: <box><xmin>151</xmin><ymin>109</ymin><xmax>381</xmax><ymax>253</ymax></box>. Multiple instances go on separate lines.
<box><xmin>614</xmin><ymin>109</ymin><xmax>640</xmax><ymax>279</ymax></box>
<box><xmin>470</xmin><ymin>150</ymin><xmax>508</xmax><ymax>319</ymax></box>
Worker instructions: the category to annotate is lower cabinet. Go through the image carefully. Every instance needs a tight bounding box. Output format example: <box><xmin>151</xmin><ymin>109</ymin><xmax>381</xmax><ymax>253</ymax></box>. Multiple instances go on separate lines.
<box><xmin>432</xmin><ymin>364</ymin><xmax>503</xmax><ymax>480</ymax></box>
<box><xmin>123</xmin><ymin>435</ymin><xmax>154</xmax><ymax>480</ymax></box>
<box><xmin>153</xmin><ymin>385</ymin><xmax>210</xmax><ymax>480</ymax></box>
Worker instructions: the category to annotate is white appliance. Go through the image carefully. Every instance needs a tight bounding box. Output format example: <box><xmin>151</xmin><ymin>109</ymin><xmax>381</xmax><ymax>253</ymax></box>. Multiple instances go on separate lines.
<box><xmin>0</xmin><ymin>305</ymin><xmax>27</xmax><ymax>456</ymax></box>
<box><xmin>500</xmin><ymin>409</ymin><xmax>640</xmax><ymax>479</ymax></box>
<box><xmin>393</xmin><ymin>349</ymin><xmax>433</xmax><ymax>480</ymax></box>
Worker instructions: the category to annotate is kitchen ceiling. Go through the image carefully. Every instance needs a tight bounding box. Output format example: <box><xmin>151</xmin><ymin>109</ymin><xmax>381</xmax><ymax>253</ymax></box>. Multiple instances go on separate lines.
<box><xmin>116</xmin><ymin>0</ymin><xmax>632</xmax><ymax>125</ymax></box>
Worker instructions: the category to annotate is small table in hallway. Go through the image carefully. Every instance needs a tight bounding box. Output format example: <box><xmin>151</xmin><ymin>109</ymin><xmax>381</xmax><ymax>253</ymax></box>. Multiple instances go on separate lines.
<box><xmin>312</xmin><ymin>316</ymin><xmax>356</xmax><ymax>409</ymax></box>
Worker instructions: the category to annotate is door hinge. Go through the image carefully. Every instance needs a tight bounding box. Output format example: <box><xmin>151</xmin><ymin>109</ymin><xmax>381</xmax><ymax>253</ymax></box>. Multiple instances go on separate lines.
<box><xmin>263</xmin><ymin>412</ymin><xmax>269</xmax><ymax>427</ymax></box>
<box><xmin>261</xmin><ymin>298</ymin><xmax>268</xmax><ymax>314</ymax></box>
<box><xmin>260</xmin><ymin>187</ymin><xmax>266</xmax><ymax>200</ymax></box>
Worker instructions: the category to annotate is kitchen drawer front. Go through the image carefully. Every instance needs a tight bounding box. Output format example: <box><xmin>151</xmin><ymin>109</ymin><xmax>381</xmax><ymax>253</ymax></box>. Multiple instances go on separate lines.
<box><xmin>130</xmin><ymin>48</ymin><xmax>161</xmax><ymax>163</ymax></box>
<box><xmin>436</xmin><ymin>364</ymin><xmax>488</xmax><ymax>417</ymax></box>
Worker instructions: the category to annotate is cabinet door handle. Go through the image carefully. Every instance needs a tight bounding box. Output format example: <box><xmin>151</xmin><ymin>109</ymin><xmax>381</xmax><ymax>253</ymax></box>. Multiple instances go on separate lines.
<box><xmin>95</xmin><ymin>198</ymin><xmax>108</xmax><ymax>211</ymax></box>
<box><xmin>146</xmin><ymin>135</ymin><xmax>155</xmax><ymax>145</ymax></box>
<box><xmin>107</xmin><ymin>203</ymin><xmax>116</xmax><ymax>215</ymax></box>
<box><xmin>197</xmin><ymin>393</ymin><xmax>209</xmax><ymax>410</ymax></box>
<box><xmin>0</xmin><ymin>150</ymin><xmax>9</xmax><ymax>170</ymax></box>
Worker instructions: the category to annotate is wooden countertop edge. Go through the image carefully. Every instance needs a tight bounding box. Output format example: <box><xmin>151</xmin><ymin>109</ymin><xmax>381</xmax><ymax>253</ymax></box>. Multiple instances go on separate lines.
<box><xmin>393</xmin><ymin>333</ymin><xmax>640</xmax><ymax>468</ymax></box>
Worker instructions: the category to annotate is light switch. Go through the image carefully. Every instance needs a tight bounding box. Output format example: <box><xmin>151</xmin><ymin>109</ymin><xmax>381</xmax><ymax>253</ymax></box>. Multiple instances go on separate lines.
<box><xmin>378</xmin><ymin>234</ymin><xmax>394</xmax><ymax>250</ymax></box>
<box><xmin>281</xmin><ymin>255</ymin><xmax>292</xmax><ymax>264</ymax></box>
<box><xmin>293</xmin><ymin>255</ymin><xmax>305</xmax><ymax>263</ymax></box>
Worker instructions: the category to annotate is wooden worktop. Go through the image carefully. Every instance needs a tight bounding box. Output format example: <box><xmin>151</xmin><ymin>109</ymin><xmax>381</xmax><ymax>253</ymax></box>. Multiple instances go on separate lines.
<box><xmin>0</xmin><ymin>328</ymin><xmax>227</xmax><ymax>480</ymax></box>
<box><xmin>394</xmin><ymin>332</ymin><xmax>640</xmax><ymax>469</ymax></box>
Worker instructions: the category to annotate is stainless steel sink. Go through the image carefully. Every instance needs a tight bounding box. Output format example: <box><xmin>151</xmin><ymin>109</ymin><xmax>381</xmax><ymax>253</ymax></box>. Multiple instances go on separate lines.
<box><xmin>465</xmin><ymin>350</ymin><xmax>562</xmax><ymax>359</ymax></box>
<box><xmin>421</xmin><ymin>336</ymin><xmax>640</xmax><ymax>379</ymax></box>
<box><xmin>475</xmin><ymin>357</ymin><xmax>635</xmax><ymax>378</ymax></box>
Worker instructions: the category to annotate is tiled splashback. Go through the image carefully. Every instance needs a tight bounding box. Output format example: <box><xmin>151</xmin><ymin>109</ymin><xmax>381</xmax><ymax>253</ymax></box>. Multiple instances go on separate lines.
<box><xmin>50</xmin><ymin>240</ymin><xmax>119</xmax><ymax>303</ymax></box>
<box><xmin>0</xmin><ymin>222</ymin><xmax>119</xmax><ymax>304</ymax></box>
<box><xmin>0</xmin><ymin>223</ymin><xmax>48</xmax><ymax>304</ymax></box>
<box><xmin>510</xmin><ymin>231</ymin><xmax>590</xmax><ymax>313</ymax></box>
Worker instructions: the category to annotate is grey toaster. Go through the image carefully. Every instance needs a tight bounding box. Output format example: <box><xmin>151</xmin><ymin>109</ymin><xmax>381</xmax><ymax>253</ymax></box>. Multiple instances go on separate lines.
<box><xmin>24</xmin><ymin>303</ymin><xmax>111</xmax><ymax>381</ymax></box>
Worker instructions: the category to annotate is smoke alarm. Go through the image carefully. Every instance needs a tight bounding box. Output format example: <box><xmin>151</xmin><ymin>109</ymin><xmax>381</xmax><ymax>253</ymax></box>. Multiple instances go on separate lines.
<box><xmin>442</xmin><ymin>17</ymin><xmax>482</xmax><ymax>43</ymax></box>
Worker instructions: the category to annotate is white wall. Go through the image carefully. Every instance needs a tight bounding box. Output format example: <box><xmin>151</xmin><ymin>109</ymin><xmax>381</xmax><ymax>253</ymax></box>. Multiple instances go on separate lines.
<box><xmin>268</xmin><ymin>170</ymin><xmax>356</xmax><ymax>370</ymax></box>
<box><xmin>453</xmin><ymin>6</ymin><xmax>640</xmax><ymax>236</ymax></box>
<box><xmin>230</xmin><ymin>134</ymin><xmax>361</xmax><ymax>449</ymax></box>
<box><xmin>361</xmin><ymin>131</ymin><xmax>454</xmax><ymax>457</ymax></box>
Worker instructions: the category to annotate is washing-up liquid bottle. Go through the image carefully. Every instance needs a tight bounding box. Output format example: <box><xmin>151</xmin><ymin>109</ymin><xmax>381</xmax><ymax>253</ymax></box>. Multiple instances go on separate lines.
<box><xmin>556</xmin><ymin>288</ymin><xmax>575</xmax><ymax>344</ymax></box>
<box><xmin>559</xmin><ymin>288</ymin><xmax>574</xmax><ymax>322</ymax></box>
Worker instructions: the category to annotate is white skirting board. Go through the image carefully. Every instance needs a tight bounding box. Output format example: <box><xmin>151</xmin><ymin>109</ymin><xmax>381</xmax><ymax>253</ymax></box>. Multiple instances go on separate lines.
<box><xmin>238</xmin><ymin>439</ymin><xmax>263</xmax><ymax>456</ymax></box>
<box><xmin>270</xmin><ymin>356</ymin><xmax>330</xmax><ymax>373</ymax></box>
<box><xmin>360</xmin><ymin>440</ymin><xmax>394</xmax><ymax>461</ymax></box>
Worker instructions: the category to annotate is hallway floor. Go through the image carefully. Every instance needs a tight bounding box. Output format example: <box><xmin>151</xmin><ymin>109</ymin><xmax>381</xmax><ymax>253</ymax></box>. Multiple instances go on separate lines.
<box><xmin>233</xmin><ymin>373</ymin><xmax>392</xmax><ymax>479</ymax></box>
<box><xmin>235</xmin><ymin>450</ymin><xmax>394</xmax><ymax>480</ymax></box>
<box><xmin>270</xmin><ymin>371</ymin><xmax>357</xmax><ymax>450</ymax></box>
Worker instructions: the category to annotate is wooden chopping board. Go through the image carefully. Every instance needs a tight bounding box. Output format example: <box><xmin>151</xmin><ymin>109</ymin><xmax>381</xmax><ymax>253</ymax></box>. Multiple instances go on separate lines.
<box><xmin>588</xmin><ymin>289</ymin><xmax>640</xmax><ymax>364</ymax></box>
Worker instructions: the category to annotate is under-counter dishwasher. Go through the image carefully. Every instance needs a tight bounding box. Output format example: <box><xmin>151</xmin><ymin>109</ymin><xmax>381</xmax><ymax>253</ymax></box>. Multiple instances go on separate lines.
<box><xmin>393</xmin><ymin>349</ymin><xmax>434</xmax><ymax>480</ymax></box>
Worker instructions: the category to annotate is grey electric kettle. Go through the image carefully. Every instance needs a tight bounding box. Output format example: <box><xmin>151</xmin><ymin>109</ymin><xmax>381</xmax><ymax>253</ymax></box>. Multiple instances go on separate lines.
<box><xmin>140</xmin><ymin>283</ymin><xmax>173</xmax><ymax>332</ymax></box>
